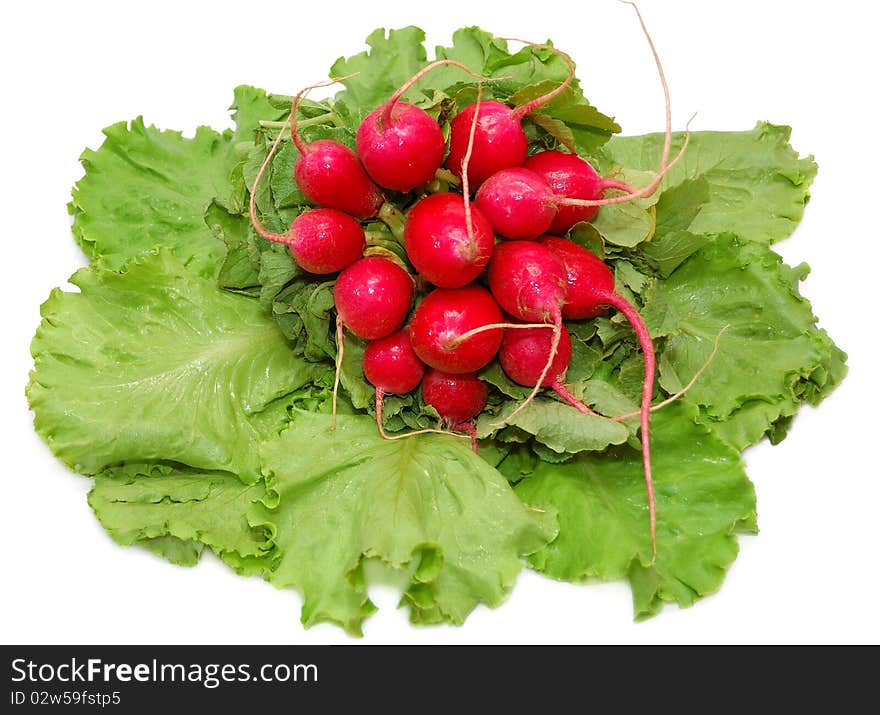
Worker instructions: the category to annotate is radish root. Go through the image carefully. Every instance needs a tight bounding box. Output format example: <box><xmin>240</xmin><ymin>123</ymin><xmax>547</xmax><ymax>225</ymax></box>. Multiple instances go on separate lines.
<box><xmin>611</xmin><ymin>323</ymin><xmax>730</xmax><ymax>422</ymax></box>
<box><xmin>330</xmin><ymin>314</ymin><xmax>345</xmax><ymax>431</ymax></box>
<box><xmin>375</xmin><ymin>389</ymin><xmax>467</xmax><ymax>441</ymax></box>
<box><xmin>461</xmin><ymin>84</ymin><xmax>483</xmax><ymax>251</ymax></box>
<box><xmin>499</xmin><ymin>38</ymin><xmax>576</xmax><ymax>119</ymax></box>
<box><xmin>554</xmin><ymin>2</ymin><xmax>691</xmax><ymax>209</ymax></box>
<box><xmin>450</xmin><ymin>321</ymin><xmax>551</xmax><ymax>347</ymax></box>
<box><xmin>602</xmin><ymin>291</ymin><xmax>657</xmax><ymax>561</ymax></box>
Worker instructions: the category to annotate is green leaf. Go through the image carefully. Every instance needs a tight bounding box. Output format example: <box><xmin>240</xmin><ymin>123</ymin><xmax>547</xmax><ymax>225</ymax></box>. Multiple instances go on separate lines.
<box><xmin>331</xmin><ymin>27</ymin><xmax>428</xmax><ymax>120</ymax></box>
<box><xmin>207</xmin><ymin>200</ymin><xmax>261</xmax><ymax>290</ymax></box>
<box><xmin>27</xmin><ymin>250</ymin><xmax>322</xmax><ymax>480</ymax></box>
<box><xmin>229</xmin><ymin>85</ymin><xmax>288</xmax><ymax>144</ymax></box>
<box><xmin>640</xmin><ymin>230</ymin><xmax>710</xmax><ymax>278</ymax></box>
<box><xmin>477</xmin><ymin>398</ymin><xmax>630</xmax><ymax>454</ymax></box>
<box><xmin>590</xmin><ymin>200</ymin><xmax>656</xmax><ymax>249</ymax></box>
<box><xmin>252</xmin><ymin>411</ymin><xmax>556</xmax><ymax>635</ymax></box>
<box><xmin>641</xmin><ymin>234</ymin><xmax>847</xmax><ymax>447</ymax></box>
<box><xmin>70</xmin><ymin>118</ymin><xmax>235</xmax><ymax>277</ymax></box>
<box><xmin>511</xmin><ymin>82</ymin><xmax>620</xmax><ymax>154</ymax></box>
<box><xmin>516</xmin><ymin>403</ymin><xmax>757</xmax><ymax>618</ymax></box>
<box><xmin>89</xmin><ymin>462</ymin><xmax>270</xmax><ymax>571</ymax></box>
<box><xmin>599</xmin><ymin>122</ymin><xmax>817</xmax><ymax>245</ymax></box>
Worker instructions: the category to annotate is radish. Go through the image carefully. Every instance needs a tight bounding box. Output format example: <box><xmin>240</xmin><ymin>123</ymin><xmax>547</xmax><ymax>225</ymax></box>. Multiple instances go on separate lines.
<box><xmin>357</xmin><ymin>60</ymin><xmax>492</xmax><ymax>192</ymax></box>
<box><xmin>333</xmin><ymin>257</ymin><xmax>414</xmax><ymax>340</ymax></box>
<box><xmin>540</xmin><ymin>235</ymin><xmax>657</xmax><ymax>558</ymax></box>
<box><xmin>403</xmin><ymin>192</ymin><xmax>494</xmax><ymax>288</ymax></box>
<box><xmin>249</xmin><ymin>127</ymin><xmax>365</xmax><ymax>273</ymax></box>
<box><xmin>331</xmin><ymin>257</ymin><xmax>415</xmax><ymax>429</ymax></box>
<box><xmin>474</xmin><ymin>167</ymin><xmax>558</xmax><ymax>240</ymax></box>
<box><xmin>498</xmin><ymin>323</ymin><xmax>593</xmax><ymax>414</ymax></box>
<box><xmin>421</xmin><ymin>369</ymin><xmax>488</xmax><ymax>451</ymax></box>
<box><xmin>408</xmin><ymin>285</ymin><xmax>504</xmax><ymax>373</ymax></box>
<box><xmin>289</xmin><ymin>80</ymin><xmax>384</xmax><ymax>219</ymax></box>
<box><xmin>486</xmin><ymin>241</ymin><xmax>568</xmax><ymax>422</ymax></box>
<box><xmin>525</xmin><ymin>150</ymin><xmax>634</xmax><ymax>234</ymax></box>
<box><xmin>362</xmin><ymin>329</ymin><xmax>441</xmax><ymax>441</ymax></box>
<box><xmin>445</xmin><ymin>42</ymin><xmax>575</xmax><ymax>186</ymax></box>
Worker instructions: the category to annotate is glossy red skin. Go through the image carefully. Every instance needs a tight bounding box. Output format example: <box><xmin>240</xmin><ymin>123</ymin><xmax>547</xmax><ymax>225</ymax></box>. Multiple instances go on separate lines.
<box><xmin>475</xmin><ymin>168</ymin><xmax>556</xmax><ymax>240</ymax></box>
<box><xmin>539</xmin><ymin>236</ymin><xmax>614</xmax><ymax>319</ymax></box>
<box><xmin>499</xmin><ymin>324</ymin><xmax>573</xmax><ymax>387</ymax></box>
<box><xmin>409</xmin><ymin>285</ymin><xmax>503</xmax><ymax>373</ymax></box>
<box><xmin>362</xmin><ymin>330</ymin><xmax>426</xmax><ymax>395</ymax></box>
<box><xmin>487</xmin><ymin>241</ymin><xmax>567</xmax><ymax>323</ymax></box>
<box><xmin>334</xmin><ymin>257</ymin><xmax>414</xmax><ymax>340</ymax></box>
<box><xmin>404</xmin><ymin>193</ymin><xmax>495</xmax><ymax>288</ymax></box>
<box><xmin>421</xmin><ymin>369</ymin><xmax>488</xmax><ymax>423</ymax></box>
<box><xmin>445</xmin><ymin>101</ymin><xmax>528</xmax><ymax>186</ymax></box>
<box><xmin>356</xmin><ymin>102</ymin><xmax>446</xmax><ymax>192</ymax></box>
<box><xmin>525</xmin><ymin>151</ymin><xmax>605</xmax><ymax>233</ymax></box>
<box><xmin>286</xmin><ymin>208</ymin><xmax>365</xmax><ymax>274</ymax></box>
<box><xmin>294</xmin><ymin>139</ymin><xmax>384</xmax><ymax>219</ymax></box>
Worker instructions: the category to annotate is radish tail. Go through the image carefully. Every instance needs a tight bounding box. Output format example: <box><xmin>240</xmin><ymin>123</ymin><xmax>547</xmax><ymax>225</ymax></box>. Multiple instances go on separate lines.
<box><xmin>375</xmin><ymin>388</ymin><xmax>468</xmax><ymax>442</ymax></box>
<box><xmin>612</xmin><ymin>323</ymin><xmax>729</xmax><ymax>422</ymax></box>
<box><xmin>331</xmin><ymin>315</ymin><xmax>344</xmax><ymax>431</ymax></box>
<box><xmin>461</xmin><ymin>84</ymin><xmax>483</xmax><ymax>250</ymax></box>
<box><xmin>451</xmin><ymin>321</ymin><xmax>553</xmax><ymax>347</ymax></box>
<box><xmin>504</xmin><ymin>40</ymin><xmax>576</xmax><ymax>119</ymax></box>
<box><xmin>248</xmin><ymin>126</ymin><xmax>289</xmax><ymax>245</ymax></box>
<box><xmin>602</xmin><ymin>292</ymin><xmax>657</xmax><ymax>561</ymax></box>
<box><xmin>551</xmin><ymin>381</ymin><xmax>597</xmax><ymax>415</ymax></box>
<box><xmin>454</xmin><ymin>421</ymin><xmax>479</xmax><ymax>453</ymax></box>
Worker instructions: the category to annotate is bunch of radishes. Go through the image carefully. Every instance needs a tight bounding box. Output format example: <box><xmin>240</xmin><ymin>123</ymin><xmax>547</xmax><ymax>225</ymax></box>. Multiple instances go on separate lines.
<box><xmin>249</xmin><ymin>20</ymin><xmax>681</xmax><ymax>555</ymax></box>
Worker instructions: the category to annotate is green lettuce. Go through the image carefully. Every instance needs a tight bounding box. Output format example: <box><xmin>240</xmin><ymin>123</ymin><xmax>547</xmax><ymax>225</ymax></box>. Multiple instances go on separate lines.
<box><xmin>28</xmin><ymin>250</ymin><xmax>322</xmax><ymax>480</ymax></box>
<box><xmin>254</xmin><ymin>411</ymin><xmax>556</xmax><ymax>634</ymax></box>
<box><xmin>516</xmin><ymin>404</ymin><xmax>757</xmax><ymax>618</ymax></box>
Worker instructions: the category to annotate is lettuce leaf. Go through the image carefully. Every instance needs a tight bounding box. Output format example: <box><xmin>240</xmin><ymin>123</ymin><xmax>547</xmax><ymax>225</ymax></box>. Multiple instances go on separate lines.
<box><xmin>89</xmin><ymin>463</ymin><xmax>271</xmax><ymax>571</ymax></box>
<box><xmin>516</xmin><ymin>404</ymin><xmax>757</xmax><ymax>618</ymax></box>
<box><xmin>27</xmin><ymin>250</ymin><xmax>323</xmax><ymax>480</ymax></box>
<box><xmin>70</xmin><ymin>118</ymin><xmax>237</xmax><ymax>277</ymax></box>
<box><xmin>253</xmin><ymin>411</ymin><xmax>556</xmax><ymax>634</ymax></box>
<box><xmin>598</xmin><ymin>123</ymin><xmax>817</xmax><ymax>245</ymax></box>
<box><xmin>642</xmin><ymin>234</ymin><xmax>847</xmax><ymax>449</ymax></box>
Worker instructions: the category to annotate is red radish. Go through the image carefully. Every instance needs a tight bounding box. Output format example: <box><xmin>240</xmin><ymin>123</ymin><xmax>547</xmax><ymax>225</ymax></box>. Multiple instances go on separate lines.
<box><xmin>526</xmin><ymin>150</ymin><xmax>634</xmax><ymax>233</ymax></box>
<box><xmin>446</xmin><ymin>43</ymin><xmax>575</xmax><ymax>186</ymax></box>
<box><xmin>422</xmin><ymin>369</ymin><xmax>489</xmax><ymax>451</ymax></box>
<box><xmin>409</xmin><ymin>285</ymin><xmax>504</xmax><ymax>373</ymax></box>
<box><xmin>422</xmin><ymin>369</ymin><xmax>488</xmax><ymax>424</ymax></box>
<box><xmin>357</xmin><ymin>60</ymin><xmax>492</xmax><ymax>192</ymax></box>
<box><xmin>538</xmin><ymin>236</ymin><xmax>613</xmax><ymax>319</ymax></box>
<box><xmin>540</xmin><ymin>235</ymin><xmax>658</xmax><ymax>559</ymax></box>
<box><xmin>249</xmin><ymin>128</ymin><xmax>365</xmax><ymax>274</ymax></box>
<box><xmin>487</xmin><ymin>240</ymin><xmax>567</xmax><ymax>324</ymax></box>
<box><xmin>498</xmin><ymin>324</ymin><xmax>593</xmax><ymax>414</ymax></box>
<box><xmin>475</xmin><ymin>167</ymin><xmax>557</xmax><ymax>240</ymax></box>
<box><xmin>363</xmin><ymin>329</ymin><xmax>426</xmax><ymax>396</ymax></box>
<box><xmin>486</xmin><ymin>240</ymin><xmax>567</xmax><ymax>423</ymax></box>
<box><xmin>289</xmin><ymin>80</ymin><xmax>384</xmax><ymax>219</ymax></box>
<box><xmin>403</xmin><ymin>193</ymin><xmax>494</xmax><ymax>288</ymax></box>
<box><xmin>333</xmin><ymin>257</ymin><xmax>414</xmax><ymax>340</ymax></box>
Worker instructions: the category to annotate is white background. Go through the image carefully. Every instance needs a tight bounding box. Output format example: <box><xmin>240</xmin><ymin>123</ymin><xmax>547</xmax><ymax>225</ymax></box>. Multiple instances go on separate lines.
<box><xmin>2</xmin><ymin>0</ymin><xmax>877</xmax><ymax>645</ymax></box>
